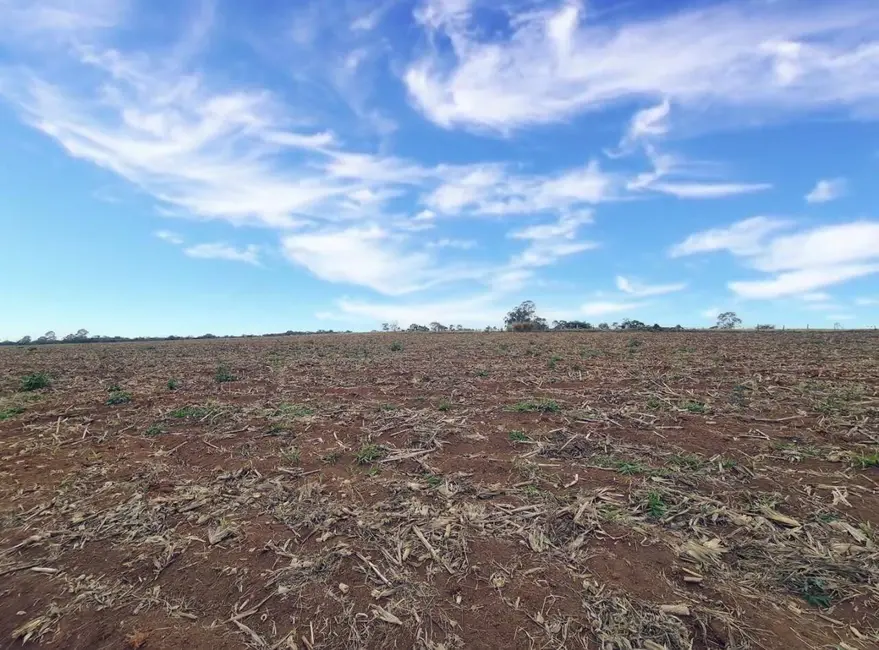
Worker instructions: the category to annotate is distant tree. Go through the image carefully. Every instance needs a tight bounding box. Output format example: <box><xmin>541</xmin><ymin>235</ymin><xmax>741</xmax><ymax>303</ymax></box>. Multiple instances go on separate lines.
<box><xmin>429</xmin><ymin>322</ymin><xmax>448</xmax><ymax>332</ymax></box>
<box><xmin>597</xmin><ymin>322</ymin><xmax>610</xmax><ymax>331</ymax></box>
<box><xmin>504</xmin><ymin>300</ymin><xmax>537</xmax><ymax>328</ymax></box>
<box><xmin>36</xmin><ymin>331</ymin><xmax>56</xmax><ymax>343</ymax></box>
<box><xmin>74</xmin><ymin>328</ymin><xmax>89</xmax><ymax>339</ymax></box>
<box><xmin>17</xmin><ymin>335</ymin><xmax>32</xmax><ymax>345</ymax></box>
<box><xmin>755</xmin><ymin>324</ymin><xmax>776</xmax><ymax>331</ymax></box>
<box><xmin>408</xmin><ymin>323</ymin><xmax>429</xmax><ymax>332</ymax></box>
<box><xmin>716</xmin><ymin>312</ymin><xmax>742</xmax><ymax>329</ymax></box>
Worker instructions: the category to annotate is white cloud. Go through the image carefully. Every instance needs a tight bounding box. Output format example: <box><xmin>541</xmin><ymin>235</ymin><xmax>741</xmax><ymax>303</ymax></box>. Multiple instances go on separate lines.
<box><xmin>427</xmin><ymin>238</ymin><xmax>477</xmax><ymax>250</ymax></box>
<box><xmin>805</xmin><ymin>178</ymin><xmax>847</xmax><ymax>203</ymax></box>
<box><xmin>700</xmin><ymin>306</ymin><xmax>720</xmax><ymax>319</ymax></box>
<box><xmin>649</xmin><ymin>182</ymin><xmax>771</xmax><ymax>199</ymax></box>
<box><xmin>622</xmin><ymin>99</ymin><xmax>671</xmax><ymax>148</ymax></box>
<box><xmin>670</xmin><ymin>216</ymin><xmax>792</xmax><ymax>257</ymax></box>
<box><xmin>184</xmin><ymin>242</ymin><xmax>261</xmax><ymax>265</ymax></box>
<box><xmin>827</xmin><ymin>314</ymin><xmax>855</xmax><ymax>321</ymax></box>
<box><xmin>406</xmin><ymin>0</ymin><xmax>879</xmax><ymax>132</ymax></box>
<box><xmin>751</xmin><ymin>222</ymin><xmax>879</xmax><ymax>272</ymax></box>
<box><xmin>335</xmin><ymin>294</ymin><xmax>506</xmax><ymax>328</ymax></box>
<box><xmin>801</xmin><ymin>292</ymin><xmax>831</xmax><ymax>302</ymax></box>
<box><xmin>855</xmin><ymin>297</ymin><xmax>879</xmax><ymax>306</ymax></box>
<box><xmin>729</xmin><ymin>264</ymin><xmax>879</xmax><ymax>299</ymax></box>
<box><xmin>509</xmin><ymin>211</ymin><xmax>593</xmax><ymax>241</ymax></box>
<box><xmin>155</xmin><ymin>230</ymin><xmax>184</xmax><ymax>245</ymax></box>
<box><xmin>580</xmin><ymin>300</ymin><xmax>646</xmax><ymax>317</ymax></box>
<box><xmin>616</xmin><ymin>276</ymin><xmax>686</xmax><ymax>297</ymax></box>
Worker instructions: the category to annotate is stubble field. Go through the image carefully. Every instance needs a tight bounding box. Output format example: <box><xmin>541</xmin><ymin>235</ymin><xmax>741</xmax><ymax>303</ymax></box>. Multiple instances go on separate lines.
<box><xmin>1</xmin><ymin>331</ymin><xmax>878</xmax><ymax>650</ymax></box>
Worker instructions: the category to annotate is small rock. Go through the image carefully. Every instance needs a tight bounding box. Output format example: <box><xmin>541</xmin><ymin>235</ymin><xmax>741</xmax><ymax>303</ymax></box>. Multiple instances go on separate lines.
<box><xmin>339</xmin><ymin>583</ymin><xmax>350</xmax><ymax>594</ymax></box>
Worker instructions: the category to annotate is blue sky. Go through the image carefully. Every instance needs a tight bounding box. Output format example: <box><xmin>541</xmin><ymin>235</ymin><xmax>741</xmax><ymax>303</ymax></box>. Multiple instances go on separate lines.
<box><xmin>2</xmin><ymin>0</ymin><xmax>878</xmax><ymax>339</ymax></box>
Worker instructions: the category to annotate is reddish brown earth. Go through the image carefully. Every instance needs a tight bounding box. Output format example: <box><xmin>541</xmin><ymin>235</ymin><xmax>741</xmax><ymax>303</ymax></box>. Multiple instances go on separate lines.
<box><xmin>1</xmin><ymin>331</ymin><xmax>878</xmax><ymax>649</ymax></box>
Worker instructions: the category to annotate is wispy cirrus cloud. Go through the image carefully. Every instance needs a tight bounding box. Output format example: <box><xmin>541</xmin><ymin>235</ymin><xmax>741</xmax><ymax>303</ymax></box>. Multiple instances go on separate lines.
<box><xmin>616</xmin><ymin>276</ymin><xmax>686</xmax><ymax>297</ymax></box>
<box><xmin>183</xmin><ymin>242</ymin><xmax>261</xmax><ymax>265</ymax></box>
<box><xmin>406</xmin><ymin>0</ymin><xmax>879</xmax><ymax>132</ymax></box>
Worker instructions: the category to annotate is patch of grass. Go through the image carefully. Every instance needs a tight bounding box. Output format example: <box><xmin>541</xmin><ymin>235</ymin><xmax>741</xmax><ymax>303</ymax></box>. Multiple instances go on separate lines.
<box><xmin>437</xmin><ymin>398</ymin><xmax>452</xmax><ymax>412</ymax></box>
<box><xmin>354</xmin><ymin>443</ymin><xmax>387</xmax><ymax>465</ymax></box>
<box><xmin>852</xmin><ymin>452</ymin><xmax>879</xmax><ymax>469</ymax></box>
<box><xmin>145</xmin><ymin>423</ymin><xmax>165</xmax><ymax>436</ymax></box>
<box><xmin>627</xmin><ymin>338</ymin><xmax>642</xmax><ymax>349</ymax></box>
<box><xmin>167</xmin><ymin>379</ymin><xmax>180</xmax><ymax>391</ymax></box>
<box><xmin>509</xmin><ymin>430</ymin><xmax>530</xmax><ymax>442</ymax></box>
<box><xmin>682</xmin><ymin>400</ymin><xmax>707</xmax><ymax>414</ymax></box>
<box><xmin>281</xmin><ymin>446</ymin><xmax>301</xmax><ymax>464</ymax></box>
<box><xmin>106</xmin><ymin>390</ymin><xmax>132</xmax><ymax>405</ymax></box>
<box><xmin>548</xmin><ymin>354</ymin><xmax>562</xmax><ymax>370</ymax></box>
<box><xmin>645</xmin><ymin>490</ymin><xmax>667</xmax><ymax>519</ymax></box>
<box><xmin>170</xmin><ymin>405</ymin><xmax>212</xmax><ymax>419</ymax></box>
<box><xmin>667</xmin><ymin>453</ymin><xmax>704</xmax><ymax>471</ymax></box>
<box><xmin>389</xmin><ymin>341</ymin><xmax>404</xmax><ymax>352</ymax></box>
<box><xmin>377</xmin><ymin>403</ymin><xmax>398</xmax><ymax>412</ymax></box>
<box><xmin>509</xmin><ymin>399</ymin><xmax>561</xmax><ymax>413</ymax></box>
<box><xmin>0</xmin><ymin>406</ymin><xmax>25</xmax><ymax>421</ymax></box>
<box><xmin>580</xmin><ymin>348</ymin><xmax>600</xmax><ymax>359</ymax></box>
<box><xmin>614</xmin><ymin>460</ymin><xmax>646</xmax><ymax>475</ymax></box>
<box><xmin>423</xmin><ymin>473</ymin><xmax>443</xmax><ymax>488</ymax></box>
<box><xmin>719</xmin><ymin>458</ymin><xmax>738</xmax><ymax>470</ymax></box>
<box><xmin>214</xmin><ymin>364</ymin><xmax>237</xmax><ymax>383</ymax></box>
<box><xmin>367</xmin><ymin>466</ymin><xmax>381</xmax><ymax>477</ymax></box>
<box><xmin>646</xmin><ymin>396</ymin><xmax>662</xmax><ymax>410</ymax></box>
<box><xmin>321</xmin><ymin>450</ymin><xmax>343</xmax><ymax>464</ymax></box>
<box><xmin>521</xmin><ymin>485</ymin><xmax>541</xmax><ymax>498</ymax></box>
<box><xmin>20</xmin><ymin>372</ymin><xmax>51</xmax><ymax>392</ymax></box>
<box><xmin>797</xmin><ymin>577</ymin><xmax>834</xmax><ymax>609</ymax></box>
<box><xmin>475</xmin><ymin>369</ymin><xmax>489</xmax><ymax>377</ymax></box>
<box><xmin>275</xmin><ymin>403</ymin><xmax>314</xmax><ymax>418</ymax></box>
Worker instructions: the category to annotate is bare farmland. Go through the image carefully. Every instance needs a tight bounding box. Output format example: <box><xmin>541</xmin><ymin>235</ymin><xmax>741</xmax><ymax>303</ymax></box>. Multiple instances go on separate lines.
<box><xmin>1</xmin><ymin>331</ymin><xmax>878</xmax><ymax>649</ymax></box>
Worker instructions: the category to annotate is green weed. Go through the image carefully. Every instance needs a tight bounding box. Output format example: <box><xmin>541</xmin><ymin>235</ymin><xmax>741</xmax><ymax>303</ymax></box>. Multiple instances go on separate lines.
<box><xmin>508</xmin><ymin>430</ymin><xmax>530</xmax><ymax>442</ymax></box>
<box><xmin>437</xmin><ymin>399</ymin><xmax>452</xmax><ymax>412</ymax></box>
<box><xmin>170</xmin><ymin>405</ymin><xmax>212</xmax><ymax>419</ymax></box>
<box><xmin>852</xmin><ymin>452</ymin><xmax>879</xmax><ymax>469</ymax></box>
<box><xmin>509</xmin><ymin>399</ymin><xmax>561</xmax><ymax>413</ymax></box>
<box><xmin>548</xmin><ymin>355</ymin><xmax>562</xmax><ymax>370</ymax></box>
<box><xmin>20</xmin><ymin>373</ymin><xmax>51</xmax><ymax>392</ymax></box>
<box><xmin>214</xmin><ymin>364</ymin><xmax>237</xmax><ymax>383</ymax></box>
<box><xmin>145</xmin><ymin>423</ymin><xmax>165</xmax><ymax>436</ymax></box>
<box><xmin>389</xmin><ymin>341</ymin><xmax>403</xmax><ymax>352</ymax></box>
<box><xmin>167</xmin><ymin>378</ymin><xmax>180</xmax><ymax>391</ymax></box>
<box><xmin>275</xmin><ymin>403</ymin><xmax>314</xmax><ymax>418</ymax></box>
<box><xmin>645</xmin><ymin>491</ymin><xmax>667</xmax><ymax>518</ymax></box>
<box><xmin>423</xmin><ymin>473</ymin><xmax>443</xmax><ymax>488</ymax></box>
<box><xmin>355</xmin><ymin>443</ymin><xmax>387</xmax><ymax>465</ymax></box>
<box><xmin>0</xmin><ymin>406</ymin><xmax>25</xmax><ymax>421</ymax></box>
<box><xmin>106</xmin><ymin>390</ymin><xmax>131</xmax><ymax>405</ymax></box>
<box><xmin>682</xmin><ymin>401</ymin><xmax>707</xmax><ymax>414</ymax></box>
<box><xmin>321</xmin><ymin>450</ymin><xmax>343</xmax><ymax>464</ymax></box>
<box><xmin>281</xmin><ymin>446</ymin><xmax>301</xmax><ymax>464</ymax></box>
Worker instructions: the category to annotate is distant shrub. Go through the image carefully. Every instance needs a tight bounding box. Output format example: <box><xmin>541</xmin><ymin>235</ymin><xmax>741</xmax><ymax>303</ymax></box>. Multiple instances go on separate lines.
<box><xmin>20</xmin><ymin>373</ymin><xmax>51</xmax><ymax>392</ymax></box>
<box><xmin>755</xmin><ymin>324</ymin><xmax>776</xmax><ymax>330</ymax></box>
<box><xmin>214</xmin><ymin>364</ymin><xmax>236</xmax><ymax>383</ymax></box>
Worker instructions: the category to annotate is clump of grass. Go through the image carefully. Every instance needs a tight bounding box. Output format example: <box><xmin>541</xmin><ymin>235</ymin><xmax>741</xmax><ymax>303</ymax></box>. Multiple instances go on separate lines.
<box><xmin>423</xmin><ymin>473</ymin><xmax>442</xmax><ymax>488</ymax></box>
<box><xmin>377</xmin><ymin>403</ymin><xmax>397</xmax><ymax>412</ymax></box>
<box><xmin>20</xmin><ymin>373</ymin><xmax>51</xmax><ymax>392</ymax></box>
<box><xmin>0</xmin><ymin>406</ymin><xmax>25</xmax><ymax>421</ymax></box>
<box><xmin>682</xmin><ymin>401</ymin><xmax>707</xmax><ymax>414</ymax></box>
<box><xmin>667</xmin><ymin>453</ymin><xmax>703</xmax><ymax>471</ymax></box>
<box><xmin>547</xmin><ymin>354</ymin><xmax>562</xmax><ymax>370</ymax></box>
<box><xmin>646</xmin><ymin>396</ymin><xmax>662</xmax><ymax>410</ymax></box>
<box><xmin>627</xmin><ymin>338</ymin><xmax>642</xmax><ymax>349</ymax></box>
<box><xmin>214</xmin><ymin>364</ymin><xmax>236</xmax><ymax>383</ymax></box>
<box><xmin>106</xmin><ymin>390</ymin><xmax>132</xmax><ymax>406</ymax></box>
<box><xmin>354</xmin><ymin>443</ymin><xmax>387</xmax><ymax>465</ymax></box>
<box><xmin>614</xmin><ymin>460</ymin><xmax>646</xmax><ymax>475</ymax></box>
<box><xmin>795</xmin><ymin>577</ymin><xmax>834</xmax><ymax>609</ymax></box>
<box><xmin>167</xmin><ymin>378</ymin><xmax>180</xmax><ymax>391</ymax></box>
<box><xmin>475</xmin><ymin>369</ymin><xmax>489</xmax><ymax>377</ymax></box>
<box><xmin>145</xmin><ymin>423</ymin><xmax>165</xmax><ymax>436</ymax></box>
<box><xmin>509</xmin><ymin>399</ymin><xmax>561</xmax><ymax>413</ymax></box>
<box><xmin>437</xmin><ymin>398</ymin><xmax>452</xmax><ymax>412</ymax></box>
<box><xmin>521</xmin><ymin>485</ymin><xmax>541</xmax><ymax>498</ymax></box>
<box><xmin>321</xmin><ymin>450</ymin><xmax>343</xmax><ymax>464</ymax></box>
<box><xmin>852</xmin><ymin>452</ymin><xmax>879</xmax><ymax>469</ymax></box>
<box><xmin>509</xmin><ymin>430</ymin><xmax>530</xmax><ymax>442</ymax></box>
<box><xmin>170</xmin><ymin>405</ymin><xmax>212</xmax><ymax>419</ymax></box>
<box><xmin>281</xmin><ymin>446</ymin><xmax>301</xmax><ymax>465</ymax></box>
<box><xmin>645</xmin><ymin>490</ymin><xmax>667</xmax><ymax>519</ymax></box>
<box><xmin>275</xmin><ymin>403</ymin><xmax>314</xmax><ymax>418</ymax></box>
<box><xmin>389</xmin><ymin>341</ymin><xmax>403</xmax><ymax>352</ymax></box>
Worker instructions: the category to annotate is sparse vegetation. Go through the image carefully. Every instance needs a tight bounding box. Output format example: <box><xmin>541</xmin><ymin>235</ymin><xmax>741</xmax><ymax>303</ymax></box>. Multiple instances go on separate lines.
<box><xmin>214</xmin><ymin>364</ymin><xmax>236</xmax><ymax>383</ymax></box>
<box><xmin>167</xmin><ymin>378</ymin><xmax>180</xmax><ymax>390</ymax></box>
<box><xmin>20</xmin><ymin>372</ymin><xmax>51</xmax><ymax>391</ymax></box>
<box><xmin>389</xmin><ymin>341</ymin><xmax>404</xmax><ymax>352</ymax></box>
<box><xmin>508</xmin><ymin>430</ymin><xmax>530</xmax><ymax>442</ymax></box>
<box><xmin>354</xmin><ymin>443</ymin><xmax>387</xmax><ymax>464</ymax></box>
<box><xmin>0</xmin><ymin>406</ymin><xmax>25</xmax><ymax>420</ymax></box>
<box><xmin>509</xmin><ymin>398</ymin><xmax>560</xmax><ymax>413</ymax></box>
<box><xmin>144</xmin><ymin>423</ymin><xmax>164</xmax><ymax>436</ymax></box>
<box><xmin>106</xmin><ymin>390</ymin><xmax>131</xmax><ymax>405</ymax></box>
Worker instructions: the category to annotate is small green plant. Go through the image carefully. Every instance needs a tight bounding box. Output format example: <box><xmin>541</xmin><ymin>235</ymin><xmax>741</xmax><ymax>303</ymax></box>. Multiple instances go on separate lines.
<box><xmin>389</xmin><ymin>341</ymin><xmax>403</xmax><ymax>352</ymax></box>
<box><xmin>214</xmin><ymin>364</ymin><xmax>236</xmax><ymax>383</ymax></box>
<box><xmin>275</xmin><ymin>403</ymin><xmax>314</xmax><ymax>418</ymax></box>
<box><xmin>798</xmin><ymin>577</ymin><xmax>833</xmax><ymax>608</ymax></box>
<box><xmin>646</xmin><ymin>396</ymin><xmax>662</xmax><ymax>410</ymax></box>
<box><xmin>171</xmin><ymin>405</ymin><xmax>212</xmax><ymax>419</ymax></box>
<box><xmin>627</xmin><ymin>338</ymin><xmax>642</xmax><ymax>349</ymax></box>
<box><xmin>548</xmin><ymin>354</ymin><xmax>562</xmax><ymax>370</ymax></box>
<box><xmin>145</xmin><ymin>423</ymin><xmax>165</xmax><ymax>436</ymax></box>
<box><xmin>355</xmin><ymin>443</ymin><xmax>387</xmax><ymax>465</ymax></box>
<box><xmin>167</xmin><ymin>379</ymin><xmax>180</xmax><ymax>391</ymax></box>
<box><xmin>321</xmin><ymin>450</ymin><xmax>343</xmax><ymax>464</ymax></box>
<box><xmin>106</xmin><ymin>390</ymin><xmax>132</xmax><ymax>405</ymax></box>
<box><xmin>508</xmin><ymin>430</ymin><xmax>530</xmax><ymax>442</ymax></box>
<box><xmin>0</xmin><ymin>406</ymin><xmax>25</xmax><ymax>421</ymax></box>
<box><xmin>719</xmin><ymin>458</ymin><xmax>738</xmax><ymax>470</ymax></box>
<box><xmin>852</xmin><ymin>452</ymin><xmax>879</xmax><ymax>469</ymax></box>
<box><xmin>645</xmin><ymin>491</ymin><xmax>667</xmax><ymax>518</ymax></box>
<box><xmin>437</xmin><ymin>399</ymin><xmax>452</xmax><ymax>412</ymax></box>
<box><xmin>281</xmin><ymin>446</ymin><xmax>301</xmax><ymax>464</ymax></box>
<box><xmin>377</xmin><ymin>403</ymin><xmax>398</xmax><ymax>412</ymax></box>
<box><xmin>509</xmin><ymin>399</ymin><xmax>561</xmax><ymax>413</ymax></box>
<box><xmin>423</xmin><ymin>473</ymin><xmax>443</xmax><ymax>488</ymax></box>
<box><xmin>521</xmin><ymin>484</ymin><xmax>541</xmax><ymax>498</ymax></box>
<box><xmin>476</xmin><ymin>369</ymin><xmax>489</xmax><ymax>377</ymax></box>
<box><xmin>367</xmin><ymin>466</ymin><xmax>381</xmax><ymax>477</ymax></box>
<box><xmin>667</xmin><ymin>453</ymin><xmax>703</xmax><ymax>471</ymax></box>
<box><xmin>20</xmin><ymin>373</ymin><xmax>51</xmax><ymax>392</ymax></box>
<box><xmin>682</xmin><ymin>401</ymin><xmax>707</xmax><ymax>414</ymax></box>
<box><xmin>614</xmin><ymin>460</ymin><xmax>645</xmax><ymax>475</ymax></box>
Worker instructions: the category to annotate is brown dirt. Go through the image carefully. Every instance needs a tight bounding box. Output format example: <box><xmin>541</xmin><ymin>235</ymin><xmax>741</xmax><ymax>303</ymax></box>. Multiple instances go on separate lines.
<box><xmin>1</xmin><ymin>331</ymin><xmax>878</xmax><ymax>649</ymax></box>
